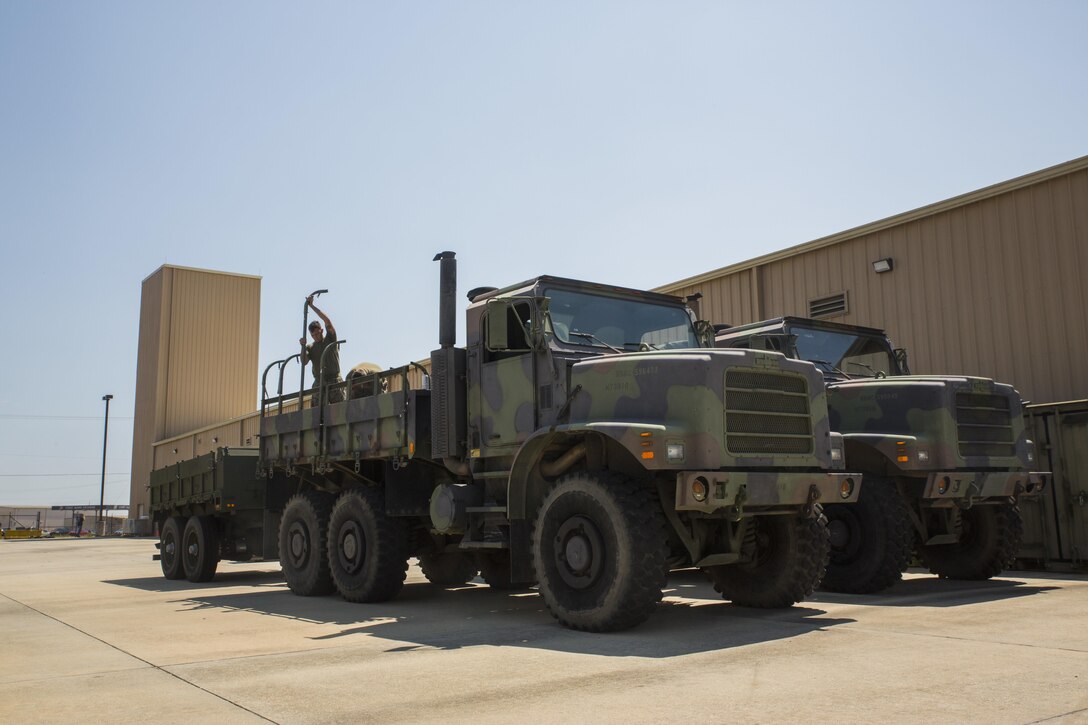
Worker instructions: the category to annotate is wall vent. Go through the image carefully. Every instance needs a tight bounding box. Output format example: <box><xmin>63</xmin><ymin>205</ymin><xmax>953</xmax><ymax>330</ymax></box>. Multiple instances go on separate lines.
<box><xmin>809</xmin><ymin>291</ymin><xmax>848</xmax><ymax>318</ymax></box>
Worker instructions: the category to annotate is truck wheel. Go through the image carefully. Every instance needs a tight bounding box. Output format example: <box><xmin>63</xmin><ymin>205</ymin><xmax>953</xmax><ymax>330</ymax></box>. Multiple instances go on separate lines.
<box><xmin>327</xmin><ymin>487</ymin><xmax>409</xmax><ymax>603</ymax></box>
<box><xmin>705</xmin><ymin>509</ymin><xmax>830</xmax><ymax>608</ymax></box>
<box><xmin>279</xmin><ymin>492</ymin><xmax>336</xmax><ymax>596</ymax></box>
<box><xmin>418</xmin><ymin>552</ymin><xmax>478</xmax><ymax>587</ymax></box>
<box><xmin>531</xmin><ymin>472</ymin><xmax>669</xmax><ymax>632</ymax></box>
<box><xmin>160</xmin><ymin>516</ymin><xmax>186</xmax><ymax>580</ymax></box>
<box><xmin>820</xmin><ymin>481</ymin><xmax>913</xmax><ymax>594</ymax></box>
<box><xmin>477</xmin><ymin>551</ymin><xmax>533</xmax><ymax>591</ymax></box>
<box><xmin>181</xmin><ymin>515</ymin><xmax>220</xmax><ymax>583</ymax></box>
<box><xmin>917</xmin><ymin>503</ymin><xmax>1023</xmax><ymax>580</ymax></box>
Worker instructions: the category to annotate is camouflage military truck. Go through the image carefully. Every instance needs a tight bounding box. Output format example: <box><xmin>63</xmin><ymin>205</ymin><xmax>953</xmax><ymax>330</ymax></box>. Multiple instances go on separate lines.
<box><xmin>151</xmin><ymin>254</ymin><xmax>863</xmax><ymax>632</ymax></box>
<box><xmin>716</xmin><ymin>316</ymin><xmax>1048</xmax><ymax>594</ymax></box>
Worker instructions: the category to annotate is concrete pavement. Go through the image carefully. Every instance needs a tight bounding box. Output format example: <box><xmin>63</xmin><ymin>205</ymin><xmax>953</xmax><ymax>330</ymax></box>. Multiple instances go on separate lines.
<box><xmin>1</xmin><ymin>538</ymin><xmax>1085</xmax><ymax>724</ymax></box>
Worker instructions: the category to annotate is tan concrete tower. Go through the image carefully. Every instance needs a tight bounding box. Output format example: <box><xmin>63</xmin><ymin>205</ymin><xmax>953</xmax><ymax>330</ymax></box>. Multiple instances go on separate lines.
<box><xmin>129</xmin><ymin>265</ymin><xmax>261</xmax><ymax>520</ymax></box>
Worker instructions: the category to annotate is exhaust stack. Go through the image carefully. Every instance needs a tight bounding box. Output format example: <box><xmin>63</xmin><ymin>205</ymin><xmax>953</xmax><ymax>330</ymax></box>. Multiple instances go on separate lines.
<box><xmin>431</xmin><ymin>252</ymin><xmax>467</xmax><ymax>470</ymax></box>
<box><xmin>434</xmin><ymin>251</ymin><xmax>457</xmax><ymax>348</ymax></box>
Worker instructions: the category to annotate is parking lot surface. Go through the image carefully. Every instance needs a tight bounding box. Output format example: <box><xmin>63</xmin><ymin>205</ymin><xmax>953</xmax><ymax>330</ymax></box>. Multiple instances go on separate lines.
<box><xmin>1</xmin><ymin>538</ymin><xmax>1085</xmax><ymax>724</ymax></box>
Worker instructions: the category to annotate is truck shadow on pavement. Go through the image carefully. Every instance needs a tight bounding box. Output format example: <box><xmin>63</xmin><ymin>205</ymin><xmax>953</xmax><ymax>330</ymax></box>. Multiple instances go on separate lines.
<box><xmin>809</xmin><ymin>572</ymin><xmax>1060</xmax><ymax>609</ymax></box>
<box><xmin>105</xmin><ymin>568</ymin><xmax>286</xmax><ymax>593</ymax></box>
<box><xmin>108</xmin><ymin>567</ymin><xmax>855</xmax><ymax>658</ymax></box>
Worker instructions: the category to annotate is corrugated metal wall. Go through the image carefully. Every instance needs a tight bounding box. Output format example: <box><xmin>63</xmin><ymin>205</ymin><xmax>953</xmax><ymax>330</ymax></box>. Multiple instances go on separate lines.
<box><xmin>129</xmin><ymin>270</ymin><xmax>166</xmax><ymax>522</ymax></box>
<box><xmin>151</xmin><ymin>407</ymin><xmax>274</xmax><ymax>469</ymax></box>
<box><xmin>663</xmin><ymin>159</ymin><xmax>1088</xmax><ymax>404</ymax></box>
<box><xmin>129</xmin><ymin>266</ymin><xmax>261</xmax><ymax>517</ymax></box>
<box><xmin>1023</xmin><ymin>401</ymin><xmax>1088</xmax><ymax>568</ymax></box>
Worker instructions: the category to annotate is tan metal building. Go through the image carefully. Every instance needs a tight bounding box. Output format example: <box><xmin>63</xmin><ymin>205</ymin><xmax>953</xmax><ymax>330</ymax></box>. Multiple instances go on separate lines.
<box><xmin>657</xmin><ymin>155</ymin><xmax>1088</xmax><ymax>405</ymax></box>
<box><xmin>128</xmin><ymin>265</ymin><xmax>261</xmax><ymax>520</ymax></box>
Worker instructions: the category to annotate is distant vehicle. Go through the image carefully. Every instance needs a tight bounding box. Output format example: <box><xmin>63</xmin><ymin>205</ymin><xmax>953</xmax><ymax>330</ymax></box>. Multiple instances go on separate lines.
<box><xmin>44</xmin><ymin>527</ymin><xmax>79</xmax><ymax>538</ymax></box>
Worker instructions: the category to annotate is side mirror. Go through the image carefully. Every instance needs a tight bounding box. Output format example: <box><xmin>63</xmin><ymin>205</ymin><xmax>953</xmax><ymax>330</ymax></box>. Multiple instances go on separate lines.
<box><xmin>486</xmin><ymin>300</ymin><xmax>509</xmax><ymax>351</ymax></box>
<box><xmin>894</xmin><ymin>348</ymin><xmax>910</xmax><ymax>375</ymax></box>
<box><xmin>694</xmin><ymin>320</ymin><xmax>716</xmax><ymax>348</ymax></box>
<box><xmin>530</xmin><ymin>297</ymin><xmax>550</xmax><ymax>350</ymax></box>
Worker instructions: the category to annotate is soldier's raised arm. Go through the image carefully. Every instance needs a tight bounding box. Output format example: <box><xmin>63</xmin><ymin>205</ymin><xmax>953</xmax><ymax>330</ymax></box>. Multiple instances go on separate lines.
<box><xmin>309</xmin><ymin>299</ymin><xmax>336</xmax><ymax>338</ymax></box>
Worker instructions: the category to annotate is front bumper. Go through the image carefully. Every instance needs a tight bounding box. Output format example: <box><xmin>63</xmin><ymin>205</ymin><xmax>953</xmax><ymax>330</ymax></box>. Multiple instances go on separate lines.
<box><xmin>675</xmin><ymin>470</ymin><xmax>862</xmax><ymax>515</ymax></box>
<box><xmin>922</xmin><ymin>470</ymin><xmax>1049</xmax><ymax>507</ymax></box>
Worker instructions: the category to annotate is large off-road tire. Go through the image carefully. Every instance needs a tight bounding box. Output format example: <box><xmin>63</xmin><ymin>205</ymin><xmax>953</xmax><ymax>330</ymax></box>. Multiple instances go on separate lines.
<box><xmin>477</xmin><ymin>551</ymin><xmax>533</xmax><ymax>591</ymax></box>
<box><xmin>418</xmin><ymin>552</ymin><xmax>479</xmax><ymax>587</ymax></box>
<box><xmin>917</xmin><ymin>503</ymin><xmax>1023</xmax><ymax>580</ymax></box>
<box><xmin>531</xmin><ymin>472</ymin><xmax>669</xmax><ymax>632</ymax></box>
<box><xmin>327</xmin><ymin>487</ymin><xmax>409</xmax><ymax>603</ymax></box>
<box><xmin>181</xmin><ymin>515</ymin><xmax>220</xmax><ymax>583</ymax></box>
<box><xmin>705</xmin><ymin>508</ymin><xmax>830</xmax><ymax>608</ymax></box>
<box><xmin>821</xmin><ymin>481</ymin><xmax>914</xmax><ymax>594</ymax></box>
<box><xmin>159</xmin><ymin>516</ymin><xmax>186</xmax><ymax>580</ymax></box>
<box><xmin>279</xmin><ymin>491</ymin><xmax>336</xmax><ymax>596</ymax></box>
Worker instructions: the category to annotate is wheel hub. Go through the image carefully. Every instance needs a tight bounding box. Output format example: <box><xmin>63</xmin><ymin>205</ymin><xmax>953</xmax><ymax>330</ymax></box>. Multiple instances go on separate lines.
<box><xmin>828</xmin><ymin>519</ymin><xmax>850</xmax><ymax>549</ymax></box>
<box><xmin>827</xmin><ymin>508</ymin><xmax>862</xmax><ymax>562</ymax></box>
<box><xmin>338</xmin><ymin>521</ymin><xmax>364</xmax><ymax>575</ymax></box>
<box><xmin>554</xmin><ymin>515</ymin><xmax>604</xmax><ymax>590</ymax></box>
<box><xmin>287</xmin><ymin>521</ymin><xmax>309</xmax><ymax>567</ymax></box>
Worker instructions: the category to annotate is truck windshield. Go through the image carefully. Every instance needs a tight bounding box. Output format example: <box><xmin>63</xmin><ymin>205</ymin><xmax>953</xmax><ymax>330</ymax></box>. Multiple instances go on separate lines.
<box><xmin>545</xmin><ymin>288</ymin><xmax>698</xmax><ymax>350</ymax></box>
<box><xmin>790</xmin><ymin>326</ymin><xmax>896</xmax><ymax>377</ymax></box>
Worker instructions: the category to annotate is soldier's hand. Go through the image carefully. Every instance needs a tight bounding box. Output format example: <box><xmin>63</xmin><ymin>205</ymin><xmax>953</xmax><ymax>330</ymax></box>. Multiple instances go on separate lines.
<box><xmin>299</xmin><ymin>337</ymin><xmax>305</xmax><ymax>346</ymax></box>
<box><xmin>306</xmin><ymin>295</ymin><xmax>315</xmax><ymax>306</ymax></box>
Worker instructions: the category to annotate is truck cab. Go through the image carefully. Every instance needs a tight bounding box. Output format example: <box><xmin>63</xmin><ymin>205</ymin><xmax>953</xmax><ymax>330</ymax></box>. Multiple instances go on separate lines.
<box><xmin>718</xmin><ymin>316</ymin><xmax>1048</xmax><ymax>593</ymax></box>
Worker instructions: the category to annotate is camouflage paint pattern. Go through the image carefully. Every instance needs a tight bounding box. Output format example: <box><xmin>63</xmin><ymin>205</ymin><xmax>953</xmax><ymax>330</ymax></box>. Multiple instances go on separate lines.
<box><xmin>716</xmin><ymin>318</ymin><xmax>1049</xmax><ymax>506</ymax></box>
<box><xmin>256</xmin><ymin>277</ymin><xmax>863</xmax><ymax>527</ymax></box>
<box><xmin>564</xmin><ymin>349</ymin><xmax>837</xmax><ymax>469</ymax></box>
<box><xmin>259</xmin><ymin>364</ymin><xmax>428</xmax><ymax>473</ymax></box>
<box><xmin>829</xmin><ymin>376</ymin><xmax>1033</xmax><ymax>471</ymax></box>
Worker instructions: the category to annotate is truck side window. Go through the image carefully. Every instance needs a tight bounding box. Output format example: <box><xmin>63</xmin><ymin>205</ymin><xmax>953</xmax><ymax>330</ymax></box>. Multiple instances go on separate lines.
<box><xmin>484</xmin><ymin>302</ymin><xmax>532</xmax><ymax>361</ymax></box>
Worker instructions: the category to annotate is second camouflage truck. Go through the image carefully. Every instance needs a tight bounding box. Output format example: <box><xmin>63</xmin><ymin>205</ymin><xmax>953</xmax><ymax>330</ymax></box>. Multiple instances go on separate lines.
<box><xmin>716</xmin><ymin>316</ymin><xmax>1048</xmax><ymax>594</ymax></box>
<box><xmin>151</xmin><ymin>253</ymin><xmax>862</xmax><ymax>632</ymax></box>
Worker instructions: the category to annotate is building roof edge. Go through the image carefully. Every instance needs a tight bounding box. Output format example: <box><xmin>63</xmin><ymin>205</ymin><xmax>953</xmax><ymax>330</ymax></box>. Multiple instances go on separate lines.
<box><xmin>654</xmin><ymin>153</ymin><xmax>1088</xmax><ymax>293</ymax></box>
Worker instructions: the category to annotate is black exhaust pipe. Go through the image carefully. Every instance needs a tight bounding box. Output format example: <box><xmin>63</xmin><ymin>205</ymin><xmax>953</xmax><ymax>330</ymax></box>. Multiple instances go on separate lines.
<box><xmin>431</xmin><ymin>251</ymin><xmax>467</xmax><ymax>467</ymax></box>
<box><xmin>434</xmin><ymin>251</ymin><xmax>456</xmax><ymax>348</ymax></box>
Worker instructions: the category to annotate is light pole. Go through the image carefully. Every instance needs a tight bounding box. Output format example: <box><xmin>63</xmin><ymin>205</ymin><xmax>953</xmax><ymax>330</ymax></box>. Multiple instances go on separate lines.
<box><xmin>99</xmin><ymin>394</ymin><xmax>113</xmax><ymax>536</ymax></box>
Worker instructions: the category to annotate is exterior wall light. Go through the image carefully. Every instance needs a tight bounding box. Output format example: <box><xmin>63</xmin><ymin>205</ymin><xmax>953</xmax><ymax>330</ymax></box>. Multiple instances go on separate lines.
<box><xmin>872</xmin><ymin>257</ymin><xmax>894</xmax><ymax>273</ymax></box>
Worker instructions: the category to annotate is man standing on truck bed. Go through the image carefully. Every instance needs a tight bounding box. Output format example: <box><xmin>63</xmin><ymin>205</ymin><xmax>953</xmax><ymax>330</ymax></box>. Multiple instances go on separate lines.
<box><xmin>300</xmin><ymin>296</ymin><xmax>344</xmax><ymax>403</ymax></box>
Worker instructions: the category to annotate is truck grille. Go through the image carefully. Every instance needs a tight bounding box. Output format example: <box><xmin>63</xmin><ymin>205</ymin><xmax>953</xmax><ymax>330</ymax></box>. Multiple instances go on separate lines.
<box><xmin>725</xmin><ymin>370</ymin><xmax>813</xmax><ymax>455</ymax></box>
<box><xmin>956</xmin><ymin>392</ymin><xmax>1015</xmax><ymax>458</ymax></box>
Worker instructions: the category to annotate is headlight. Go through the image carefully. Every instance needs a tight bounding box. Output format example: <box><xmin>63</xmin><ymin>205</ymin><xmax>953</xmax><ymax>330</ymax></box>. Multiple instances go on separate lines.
<box><xmin>839</xmin><ymin>478</ymin><xmax>855</xmax><ymax>499</ymax></box>
<box><xmin>667</xmin><ymin>443</ymin><xmax>684</xmax><ymax>462</ymax></box>
<box><xmin>1026</xmin><ymin>439</ymin><xmax>1036</xmax><ymax>465</ymax></box>
<box><xmin>917</xmin><ymin>450</ymin><xmax>930</xmax><ymax>464</ymax></box>
<box><xmin>830</xmin><ymin>447</ymin><xmax>843</xmax><ymax>463</ymax></box>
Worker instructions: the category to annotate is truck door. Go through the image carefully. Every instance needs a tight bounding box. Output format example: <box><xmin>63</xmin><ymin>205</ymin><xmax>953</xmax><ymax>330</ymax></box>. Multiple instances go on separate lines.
<box><xmin>469</xmin><ymin>299</ymin><xmax>540</xmax><ymax>453</ymax></box>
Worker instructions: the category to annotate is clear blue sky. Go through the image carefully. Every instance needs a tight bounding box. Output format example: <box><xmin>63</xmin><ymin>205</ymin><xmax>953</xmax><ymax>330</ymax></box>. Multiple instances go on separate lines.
<box><xmin>1</xmin><ymin>1</ymin><xmax>1086</xmax><ymax>508</ymax></box>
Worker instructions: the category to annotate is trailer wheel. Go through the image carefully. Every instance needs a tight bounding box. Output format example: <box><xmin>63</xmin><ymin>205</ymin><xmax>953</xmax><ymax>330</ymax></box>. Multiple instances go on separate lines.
<box><xmin>327</xmin><ymin>487</ymin><xmax>408</xmax><ymax>603</ymax></box>
<box><xmin>160</xmin><ymin>516</ymin><xmax>186</xmax><ymax>580</ymax></box>
<box><xmin>820</xmin><ymin>480</ymin><xmax>913</xmax><ymax>594</ymax></box>
<box><xmin>917</xmin><ymin>503</ymin><xmax>1023</xmax><ymax>580</ymax></box>
<box><xmin>279</xmin><ymin>492</ymin><xmax>335</xmax><ymax>596</ymax></box>
<box><xmin>705</xmin><ymin>508</ymin><xmax>830</xmax><ymax>608</ymax></box>
<box><xmin>531</xmin><ymin>472</ymin><xmax>668</xmax><ymax>632</ymax></box>
<box><xmin>182</xmin><ymin>515</ymin><xmax>220</xmax><ymax>583</ymax></box>
<box><xmin>418</xmin><ymin>552</ymin><xmax>478</xmax><ymax>587</ymax></box>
